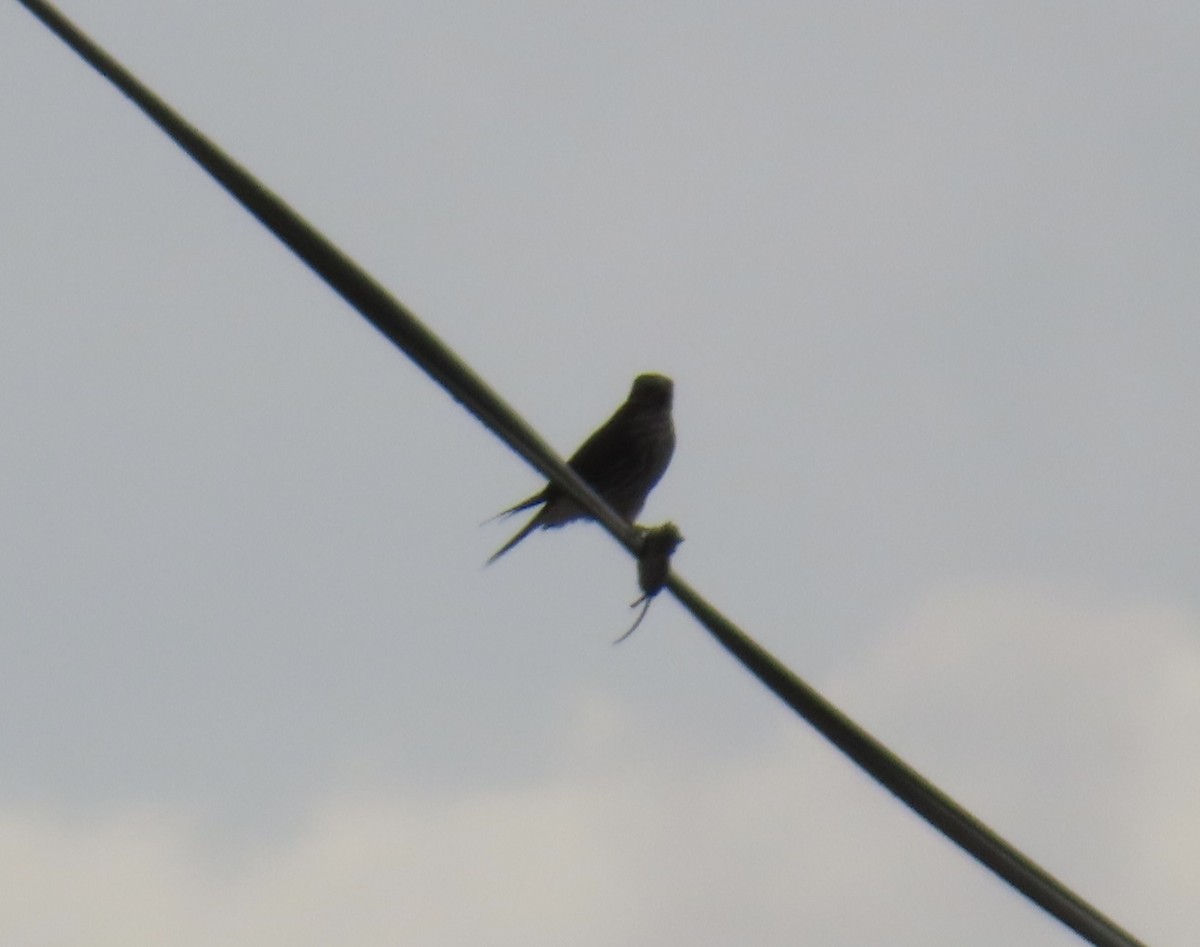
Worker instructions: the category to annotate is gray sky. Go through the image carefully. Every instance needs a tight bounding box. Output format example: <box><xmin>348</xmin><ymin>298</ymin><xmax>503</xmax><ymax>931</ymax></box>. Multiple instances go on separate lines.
<box><xmin>2</xmin><ymin>2</ymin><xmax>1198</xmax><ymax>944</ymax></box>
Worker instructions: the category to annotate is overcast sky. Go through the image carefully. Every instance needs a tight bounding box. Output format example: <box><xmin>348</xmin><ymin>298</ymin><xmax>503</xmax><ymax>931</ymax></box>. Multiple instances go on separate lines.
<box><xmin>2</xmin><ymin>2</ymin><xmax>1198</xmax><ymax>944</ymax></box>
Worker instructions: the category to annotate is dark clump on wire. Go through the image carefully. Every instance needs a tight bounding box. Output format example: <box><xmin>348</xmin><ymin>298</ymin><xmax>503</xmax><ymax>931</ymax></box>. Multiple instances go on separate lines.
<box><xmin>615</xmin><ymin>522</ymin><xmax>684</xmax><ymax>643</ymax></box>
<box><xmin>487</xmin><ymin>374</ymin><xmax>676</xmax><ymax>563</ymax></box>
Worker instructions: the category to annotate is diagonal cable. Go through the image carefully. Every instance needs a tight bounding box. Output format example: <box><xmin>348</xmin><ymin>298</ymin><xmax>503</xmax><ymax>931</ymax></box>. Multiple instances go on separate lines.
<box><xmin>13</xmin><ymin>3</ymin><xmax>1148</xmax><ymax>946</ymax></box>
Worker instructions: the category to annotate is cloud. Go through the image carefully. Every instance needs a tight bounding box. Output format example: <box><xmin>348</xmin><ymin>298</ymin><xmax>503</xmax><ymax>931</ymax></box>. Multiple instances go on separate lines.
<box><xmin>827</xmin><ymin>579</ymin><xmax>1200</xmax><ymax>945</ymax></box>
<box><xmin>1</xmin><ymin>580</ymin><xmax>1194</xmax><ymax>946</ymax></box>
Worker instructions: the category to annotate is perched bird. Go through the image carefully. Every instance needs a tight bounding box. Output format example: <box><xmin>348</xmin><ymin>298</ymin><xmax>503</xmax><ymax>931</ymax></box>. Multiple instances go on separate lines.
<box><xmin>488</xmin><ymin>373</ymin><xmax>676</xmax><ymax>563</ymax></box>
<box><xmin>615</xmin><ymin>521</ymin><xmax>684</xmax><ymax>643</ymax></box>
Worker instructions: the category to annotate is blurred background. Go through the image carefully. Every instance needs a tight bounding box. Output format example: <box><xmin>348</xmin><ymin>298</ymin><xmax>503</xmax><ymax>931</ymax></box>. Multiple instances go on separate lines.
<box><xmin>2</xmin><ymin>2</ymin><xmax>1197</xmax><ymax>943</ymax></box>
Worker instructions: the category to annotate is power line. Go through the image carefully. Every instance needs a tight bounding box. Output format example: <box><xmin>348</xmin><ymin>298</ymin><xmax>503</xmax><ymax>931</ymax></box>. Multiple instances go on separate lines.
<box><xmin>13</xmin><ymin>3</ymin><xmax>1149</xmax><ymax>945</ymax></box>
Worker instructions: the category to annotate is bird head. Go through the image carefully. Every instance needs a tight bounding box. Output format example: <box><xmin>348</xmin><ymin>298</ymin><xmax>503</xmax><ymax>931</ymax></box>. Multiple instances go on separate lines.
<box><xmin>629</xmin><ymin>373</ymin><xmax>673</xmax><ymax>409</ymax></box>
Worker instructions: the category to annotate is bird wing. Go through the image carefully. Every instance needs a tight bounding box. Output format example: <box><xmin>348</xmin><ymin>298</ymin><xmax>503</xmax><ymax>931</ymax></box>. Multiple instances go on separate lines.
<box><xmin>563</xmin><ymin>403</ymin><xmax>635</xmax><ymax>481</ymax></box>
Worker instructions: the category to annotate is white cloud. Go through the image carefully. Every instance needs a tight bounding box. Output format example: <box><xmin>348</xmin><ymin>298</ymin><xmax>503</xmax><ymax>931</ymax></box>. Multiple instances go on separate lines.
<box><xmin>828</xmin><ymin>579</ymin><xmax>1200</xmax><ymax>946</ymax></box>
<box><xmin>2</xmin><ymin>581</ymin><xmax>1194</xmax><ymax>946</ymax></box>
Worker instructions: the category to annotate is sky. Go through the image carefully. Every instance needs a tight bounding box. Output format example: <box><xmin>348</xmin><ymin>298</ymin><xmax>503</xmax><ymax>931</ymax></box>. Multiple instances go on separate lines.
<box><xmin>2</xmin><ymin>1</ymin><xmax>1198</xmax><ymax>944</ymax></box>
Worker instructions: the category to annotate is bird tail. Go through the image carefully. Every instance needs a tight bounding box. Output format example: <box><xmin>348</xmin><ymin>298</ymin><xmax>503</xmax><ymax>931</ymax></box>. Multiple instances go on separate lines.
<box><xmin>486</xmin><ymin>513</ymin><xmax>543</xmax><ymax>565</ymax></box>
<box><xmin>479</xmin><ymin>493</ymin><xmax>545</xmax><ymax>527</ymax></box>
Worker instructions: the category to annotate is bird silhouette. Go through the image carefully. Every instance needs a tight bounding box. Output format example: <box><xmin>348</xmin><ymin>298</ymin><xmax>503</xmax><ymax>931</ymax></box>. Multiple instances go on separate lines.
<box><xmin>488</xmin><ymin>373</ymin><xmax>675</xmax><ymax>563</ymax></box>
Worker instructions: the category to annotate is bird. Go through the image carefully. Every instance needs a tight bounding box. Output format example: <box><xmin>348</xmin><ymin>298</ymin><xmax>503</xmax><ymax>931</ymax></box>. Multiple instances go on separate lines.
<box><xmin>487</xmin><ymin>373</ymin><xmax>676</xmax><ymax>563</ymax></box>
<box><xmin>615</xmin><ymin>521</ymin><xmax>684</xmax><ymax>643</ymax></box>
